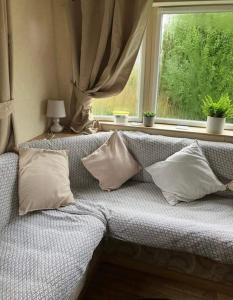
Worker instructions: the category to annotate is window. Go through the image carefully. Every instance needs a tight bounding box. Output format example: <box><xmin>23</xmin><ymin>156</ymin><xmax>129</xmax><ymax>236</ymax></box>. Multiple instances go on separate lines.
<box><xmin>93</xmin><ymin>3</ymin><xmax>233</xmax><ymax>127</ymax></box>
<box><xmin>155</xmin><ymin>6</ymin><xmax>233</xmax><ymax>125</ymax></box>
<box><xmin>92</xmin><ymin>48</ymin><xmax>143</xmax><ymax>120</ymax></box>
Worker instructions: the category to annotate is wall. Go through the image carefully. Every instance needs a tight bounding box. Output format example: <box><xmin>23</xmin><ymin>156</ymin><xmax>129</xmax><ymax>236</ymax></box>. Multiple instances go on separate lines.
<box><xmin>52</xmin><ymin>0</ymin><xmax>73</xmax><ymax>123</ymax></box>
<box><xmin>9</xmin><ymin>0</ymin><xmax>59</xmax><ymax>143</ymax></box>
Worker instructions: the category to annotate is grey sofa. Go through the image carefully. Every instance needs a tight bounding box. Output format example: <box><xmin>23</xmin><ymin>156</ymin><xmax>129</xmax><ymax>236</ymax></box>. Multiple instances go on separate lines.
<box><xmin>1</xmin><ymin>131</ymin><xmax>233</xmax><ymax>299</ymax></box>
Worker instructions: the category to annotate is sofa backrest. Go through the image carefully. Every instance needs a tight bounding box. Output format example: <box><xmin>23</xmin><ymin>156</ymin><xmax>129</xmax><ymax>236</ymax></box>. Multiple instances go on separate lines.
<box><xmin>122</xmin><ymin>131</ymin><xmax>233</xmax><ymax>184</ymax></box>
<box><xmin>0</xmin><ymin>153</ymin><xmax>18</xmax><ymax>232</ymax></box>
<box><xmin>25</xmin><ymin>131</ymin><xmax>233</xmax><ymax>188</ymax></box>
<box><xmin>25</xmin><ymin>133</ymin><xmax>111</xmax><ymax>188</ymax></box>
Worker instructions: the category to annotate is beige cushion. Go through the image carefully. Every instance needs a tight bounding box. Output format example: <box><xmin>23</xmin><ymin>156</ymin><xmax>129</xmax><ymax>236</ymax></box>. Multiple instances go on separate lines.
<box><xmin>82</xmin><ymin>131</ymin><xmax>141</xmax><ymax>191</ymax></box>
<box><xmin>19</xmin><ymin>148</ymin><xmax>74</xmax><ymax>215</ymax></box>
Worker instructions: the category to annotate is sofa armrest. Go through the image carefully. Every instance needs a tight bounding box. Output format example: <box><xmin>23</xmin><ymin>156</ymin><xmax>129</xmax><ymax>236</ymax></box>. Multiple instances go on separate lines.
<box><xmin>0</xmin><ymin>153</ymin><xmax>18</xmax><ymax>232</ymax></box>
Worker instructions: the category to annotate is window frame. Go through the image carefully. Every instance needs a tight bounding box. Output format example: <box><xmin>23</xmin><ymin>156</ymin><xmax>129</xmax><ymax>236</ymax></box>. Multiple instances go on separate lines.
<box><xmin>150</xmin><ymin>3</ymin><xmax>233</xmax><ymax>129</ymax></box>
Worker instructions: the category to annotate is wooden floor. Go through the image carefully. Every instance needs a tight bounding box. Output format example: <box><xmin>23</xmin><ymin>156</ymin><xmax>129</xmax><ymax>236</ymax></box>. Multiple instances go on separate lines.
<box><xmin>82</xmin><ymin>263</ymin><xmax>233</xmax><ymax>300</ymax></box>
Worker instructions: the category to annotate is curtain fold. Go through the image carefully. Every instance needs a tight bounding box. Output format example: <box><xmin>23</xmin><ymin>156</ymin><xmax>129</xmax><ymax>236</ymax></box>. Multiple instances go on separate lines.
<box><xmin>68</xmin><ymin>0</ymin><xmax>152</xmax><ymax>133</ymax></box>
<box><xmin>0</xmin><ymin>0</ymin><xmax>14</xmax><ymax>154</ymax></box>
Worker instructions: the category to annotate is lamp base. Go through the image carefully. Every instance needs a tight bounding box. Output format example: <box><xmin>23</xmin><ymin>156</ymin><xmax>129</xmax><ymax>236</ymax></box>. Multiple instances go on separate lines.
<box><xmin>50</xmin><ymin>118</ymin><xmax>63</xmax><ymax>133</ymax></box>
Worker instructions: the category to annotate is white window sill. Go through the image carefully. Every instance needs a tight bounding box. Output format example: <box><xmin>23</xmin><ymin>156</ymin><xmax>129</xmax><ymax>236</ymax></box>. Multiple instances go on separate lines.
<box><xmin>100</xmin><ymin>121</ymin><xmax>233</xmax><ymax>143</ymax></box>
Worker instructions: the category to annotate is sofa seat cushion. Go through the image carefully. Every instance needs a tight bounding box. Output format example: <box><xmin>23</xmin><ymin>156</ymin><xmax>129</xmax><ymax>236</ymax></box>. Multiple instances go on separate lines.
<box><xmin>0</xmin><ymin>202</ymin><xmax>106</xmax><ymax>300</ymax></box>
<box><xmin>77</xmin><ymin>182</ymin><xmax>233</xmax><ymax>264</ymax></box>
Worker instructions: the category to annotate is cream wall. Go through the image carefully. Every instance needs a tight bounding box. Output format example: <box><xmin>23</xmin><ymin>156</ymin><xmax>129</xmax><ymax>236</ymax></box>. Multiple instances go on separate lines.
<box><xmin>9</xmin><ymin>0</ymin><xmax>59</xmax><ymax>143</ymax></box>
<box><xmin>52</xmin><ymin>0</ymin><xmax>73</xmax><ymax>123</ymax></box>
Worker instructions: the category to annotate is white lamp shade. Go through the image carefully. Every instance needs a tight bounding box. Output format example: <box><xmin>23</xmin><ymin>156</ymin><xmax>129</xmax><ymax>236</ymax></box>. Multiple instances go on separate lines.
<box><xmin>46</xmin><ymin>100</ymin><xmax>66</xmax><ymax>118</ymax></box>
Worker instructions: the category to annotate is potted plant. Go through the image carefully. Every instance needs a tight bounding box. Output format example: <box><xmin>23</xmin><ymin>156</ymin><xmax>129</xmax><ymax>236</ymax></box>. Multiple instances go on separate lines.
<box><xmin>202</xmin><ymin>95</ymin><xmax>233</xmax><ymax>134</ymax></box>
<box><xmin>143</xmin><ymin>112</ymin><xmax>156</xmax><ymax>127</ymax></box>
<box><xmin>113</xmin><ymin>111</ymin><xmax>129</xmax><ymax>124</ymax></box>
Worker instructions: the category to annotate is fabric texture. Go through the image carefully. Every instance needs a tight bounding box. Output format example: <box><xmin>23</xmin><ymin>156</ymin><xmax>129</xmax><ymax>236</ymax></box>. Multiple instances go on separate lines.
<box><xmin>24</xmin><ymin>131</ymin><xmax>233</xmax><ymax>188</ymax></box>
<box><xmin>227</xmin><ymin>180</ymin><xmax>233</xmax><ymax>191</ymax></box>
<box><xmin>82</xmin><ymin>131</ymin><xmax>141</xmax><ymax>190</ymax></box>
<box><xmin>1</xmin><ymin>132</ymin><xmax>233</xmax><ymax>299</ymax></box>
<box><xmin>18</xmin><ymin>148</ymin><xmax>74</xmax><ymax>215</ymax></box>
<box><xmin>67</xmin><ymin>0</ymin><xmax>152</xmax><ymax>133</ymax></box>
<box><xmin>146</xmin><ymin>141</ymin><xmax>226</xmax><ymax>205</ymax></box>
<box><xmin>21</xmin><ymin>131</ymin><xmax>233</xmax><ymax>266</ymax></box>
<box><xmin>77</xmin><ymin>181</ymin><xmax>233</xmax><ymax>264</ymax></box>
<box><xmin>23</xmin><ymin>132</ymin><xmax>112</xmax><ymax>188</ymax></box>
<box><xmin>0</xmin><ymin>0</ymin><xmax>15</xmax><ymax>154</ymax></box>
<box><xmin>121</xmin><ymin>131</ymin><xmax>233</xmax><ymax>184</ymax></box>
<box><xmin>0</xmin><ymin>152</ymin><xmax>18</xmax><ymax>233</ymax></box>
<box><xmin>0</xmin><ymin>202</ymin><xmax>106</xmax><ymax>300</ymax></box>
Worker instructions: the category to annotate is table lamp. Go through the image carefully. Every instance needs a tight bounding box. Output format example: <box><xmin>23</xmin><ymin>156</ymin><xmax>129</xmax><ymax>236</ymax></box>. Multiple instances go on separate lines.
<box><xmin>46</xmin><ymin>100</ymin><xmax>66</xmax><ymax>133</ymax></box>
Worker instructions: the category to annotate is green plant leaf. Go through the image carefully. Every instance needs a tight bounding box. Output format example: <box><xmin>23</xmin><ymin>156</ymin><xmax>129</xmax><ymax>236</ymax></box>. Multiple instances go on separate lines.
<box><xmin>201</xmin><ymin>94</ymin><xmax>233</xmax><ymax>118</ymax></box>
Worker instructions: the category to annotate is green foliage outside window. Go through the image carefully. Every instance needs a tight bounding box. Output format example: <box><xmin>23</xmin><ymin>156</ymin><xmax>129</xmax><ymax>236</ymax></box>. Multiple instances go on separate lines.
<box><xmin>202</xmin><ymin>95</ymin><xmax>233</xmax><ymax>118</ymax></box>
<box><xmin>157</xmin><ymin>12</ymin><xmax>233</xmax><ymax>121</ymax></box>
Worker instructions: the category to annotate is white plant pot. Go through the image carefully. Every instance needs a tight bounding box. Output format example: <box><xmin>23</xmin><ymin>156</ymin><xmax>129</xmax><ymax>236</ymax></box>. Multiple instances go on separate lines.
<box><xmin>114</xmin><ymin>115</ymin><xmax>128</xmax><ymax>125</ymax></box>
<box><xmin>206</xmin><ymin>116</ymin><xmax>225</xmax><ymax>134</ymax></box>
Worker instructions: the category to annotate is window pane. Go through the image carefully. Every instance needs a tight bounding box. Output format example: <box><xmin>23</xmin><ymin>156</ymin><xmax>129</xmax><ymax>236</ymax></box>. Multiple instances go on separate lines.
<box><xmin>156</xmin><ymin>11</ymin><xmax>233</xmax><ymax>122</ymax></box>
<box><xmin>92</xmin><ymin>51</ymin><xmax>142</xmax><ymax>117</ymax></box>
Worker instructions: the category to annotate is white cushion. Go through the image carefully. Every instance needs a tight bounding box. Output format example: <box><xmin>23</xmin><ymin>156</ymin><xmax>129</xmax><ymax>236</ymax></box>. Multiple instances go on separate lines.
<box><xmin>146</xmin><ymin>141</ymin><xmax>226</xmax><ymax>205</ymax></box>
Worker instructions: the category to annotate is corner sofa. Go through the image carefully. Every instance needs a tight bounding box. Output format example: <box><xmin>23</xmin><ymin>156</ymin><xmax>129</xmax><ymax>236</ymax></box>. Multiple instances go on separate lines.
<box><xmin>1</xmin><ymin>131</ymin><xmax>233</xmax><ymax>299</ymax></box>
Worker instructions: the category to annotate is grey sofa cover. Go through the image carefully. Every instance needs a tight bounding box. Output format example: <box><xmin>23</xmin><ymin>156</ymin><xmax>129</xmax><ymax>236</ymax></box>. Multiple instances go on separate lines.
<box><xmin>26</xmin><ymin>131</ymin><xmax>233</xmax><ymax>264</ymax></box>
<box><xmin>0</xmin><ymin>153</ymin><xmax>18</xmax><ymax>233</ymax></box>
<box><xmin>0</xmin><ymin>153</ymin><xmax>106</xmax><ymax>300</ymax></box>
<box><xmin>1</xmin><ymin>131</ymin><xmax>233</xmax><ymax>299</ymax></box>
<box><xmin>77</xmin><ymin>181</ymin><xmax>233</xmax><ymax>264</ymax></box>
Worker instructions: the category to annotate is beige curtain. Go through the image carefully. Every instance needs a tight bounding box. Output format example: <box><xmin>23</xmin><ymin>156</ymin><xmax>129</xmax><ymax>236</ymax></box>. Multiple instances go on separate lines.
<box><xmin>69</xmin><ymin>0</ymin><xmax>152</xmax><ymax>133</ymax></box>
<box><xmin>0</xmin><ymin>0</ymin><xmax>14</xmax><ymax>154</ymax></box>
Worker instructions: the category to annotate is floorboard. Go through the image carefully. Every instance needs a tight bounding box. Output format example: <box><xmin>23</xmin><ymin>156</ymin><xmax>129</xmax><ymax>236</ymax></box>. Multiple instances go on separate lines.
<box><xmin>82</xmin><ymin>263</ymin><xmax>230</xmax><ymax>300</ymax></box>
